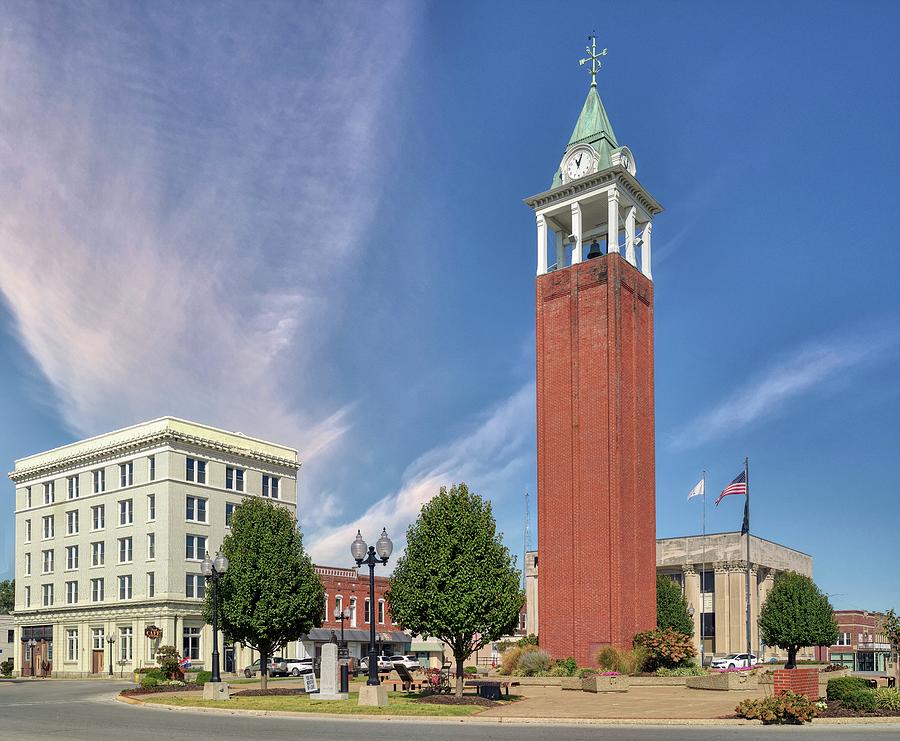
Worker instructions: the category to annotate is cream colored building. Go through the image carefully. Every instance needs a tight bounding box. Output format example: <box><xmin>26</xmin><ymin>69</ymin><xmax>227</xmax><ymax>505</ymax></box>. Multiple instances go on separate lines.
<box><xmin>9</xmin><ymin>417</ymin><xmax>298</xmax><ymax>677</ymax></box>
<box><xmin>525</xmin><ymin>532</ymin><xmax>815</xmax><ymax>662</ymax></box>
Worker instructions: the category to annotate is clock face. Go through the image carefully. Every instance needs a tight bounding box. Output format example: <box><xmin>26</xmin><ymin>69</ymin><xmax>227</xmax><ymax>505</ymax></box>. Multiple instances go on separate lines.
<box><xmin>565</xmin><ymin>149</ymin><xmax>595</xmax><ymax>181</ymax></box>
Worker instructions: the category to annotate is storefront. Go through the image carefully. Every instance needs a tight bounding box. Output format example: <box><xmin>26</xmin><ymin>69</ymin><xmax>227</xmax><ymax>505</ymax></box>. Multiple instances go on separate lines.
<box><xmin>20</xmin><ymin>625</ymin><xmax>53</xmax><ymax>677</ymax></box>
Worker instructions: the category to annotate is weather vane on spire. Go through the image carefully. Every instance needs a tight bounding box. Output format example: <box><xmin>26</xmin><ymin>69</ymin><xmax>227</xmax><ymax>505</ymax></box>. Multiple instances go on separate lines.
<box><xmin>579</xmin><ymin>33</ymin><xmax>607</xmax><ymax>88</ymax></box>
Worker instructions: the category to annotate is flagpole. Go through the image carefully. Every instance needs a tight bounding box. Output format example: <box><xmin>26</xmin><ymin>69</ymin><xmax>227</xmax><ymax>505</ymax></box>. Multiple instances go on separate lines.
<box><xmin>744</xmin><ymin>457</ymin><xmax>752</xmax><ymax>661</ymax></box>
<box><xmin>701</xmin><ymin>469</ymin><xmax>706</xmax><ymax>667</ymax></box>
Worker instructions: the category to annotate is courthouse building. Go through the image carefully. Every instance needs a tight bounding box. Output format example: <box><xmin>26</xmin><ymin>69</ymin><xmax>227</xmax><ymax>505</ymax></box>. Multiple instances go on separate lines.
<box><xmin>525</xmin><ymin>531</ymin><xmax>816</xmax><ymax>662</ymax></box>
<box><xmin>10</xmin><ymin>417</ymin><xmax>299</xmax><ymax>677</ymax></box>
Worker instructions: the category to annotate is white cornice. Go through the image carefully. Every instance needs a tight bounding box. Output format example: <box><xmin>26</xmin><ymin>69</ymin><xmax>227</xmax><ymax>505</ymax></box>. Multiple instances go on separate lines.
<box><xmin>524</xmin><ymin>165</ymin><xmax>663</xmax><ymax>217</ymax></box>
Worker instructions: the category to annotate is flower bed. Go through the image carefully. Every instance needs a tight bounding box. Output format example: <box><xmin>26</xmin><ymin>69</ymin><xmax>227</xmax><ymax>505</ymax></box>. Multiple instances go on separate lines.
<box><xmin>121</xmin><ymin>683</ymin><xmax>202</xmax><ymax>695</ymax></box>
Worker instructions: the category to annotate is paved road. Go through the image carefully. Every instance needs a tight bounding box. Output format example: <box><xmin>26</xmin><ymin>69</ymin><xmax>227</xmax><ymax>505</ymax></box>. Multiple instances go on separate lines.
<box><xmin>1</xmin><ymin>679</ymin><xmax>899</xmax><ymax>740</ymax></box>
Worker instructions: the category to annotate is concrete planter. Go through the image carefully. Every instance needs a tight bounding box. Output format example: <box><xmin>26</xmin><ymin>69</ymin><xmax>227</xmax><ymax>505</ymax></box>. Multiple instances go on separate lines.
<box><xmin>629</xmin><ymin>675</ymin><xmax>691</xmax><ymax>686</ymax></box>
<box><xmin>582</xmin><ymin>674</ymin><xmax>629</xmax><ymax>693</ymax></box>
<box><xmin>560</xmin><ymin>676</ymin><xmax>583</xmax><ymax>691</ymax></box>
<box><xmin>686</xmin><ymin>671</ymin><xmax>758</xmax><ymax>691</ymax></box>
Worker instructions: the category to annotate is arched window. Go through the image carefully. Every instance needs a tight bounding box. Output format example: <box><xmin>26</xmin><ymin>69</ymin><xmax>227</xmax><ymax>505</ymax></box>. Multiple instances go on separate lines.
<box><xmin>335</xmin><ymin>595</ymin><xmax>343</xmax><ymax>617</ymax></box>
<box><xmin>322</xmin><ymin>593</ymin><xmax>328</xmax><ymax>622</ymax></box>
<box><xmin>349</xmin><ymin>597</ymin><xmax>357</xmax><ymax>627</ymax></box>
<box><xmin>364</xmin><ymin>597</ymin><xmax>371</xmax><ymax>624</ymax></box>
<box><xmin>377</xmin><ymin>599</ymin><xmax>385</xmax><ymax>624</ymax></box>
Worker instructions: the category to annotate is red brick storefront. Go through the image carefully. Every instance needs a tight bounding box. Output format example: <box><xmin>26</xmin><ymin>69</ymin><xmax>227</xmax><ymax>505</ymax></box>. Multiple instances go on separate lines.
<box><xmin>536</xmin><ymin>254</ymin><xmax>657</xmax><ymax>666</ymax></box>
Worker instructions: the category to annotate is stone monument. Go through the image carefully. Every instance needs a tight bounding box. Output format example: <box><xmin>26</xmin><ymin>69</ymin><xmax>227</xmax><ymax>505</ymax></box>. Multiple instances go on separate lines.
<box><xmin>317</xmin><ymin>642</ymin><xmax>348</xmax><ymax>701</ymax></box>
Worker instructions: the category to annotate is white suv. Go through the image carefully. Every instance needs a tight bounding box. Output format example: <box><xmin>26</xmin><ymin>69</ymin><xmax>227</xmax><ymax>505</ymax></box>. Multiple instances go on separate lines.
<box><xmin>272</xmin><ymin>658</ymin><xmax>314</xmax><ymax>677</ymax></box>
<box><xmin>388</xmin><ymin>655</ymin><xmax>421</xmax><ymax>672</ymax></box>
<box><xmin>710</xmin><ymin>653</ymin><xmax>758</xmax><ymax>669</ymax></box>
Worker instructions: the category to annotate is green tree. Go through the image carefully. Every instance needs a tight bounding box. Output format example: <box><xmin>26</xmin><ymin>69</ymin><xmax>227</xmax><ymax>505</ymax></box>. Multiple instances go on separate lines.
<box><xmin>0</xmin><ymin>580</ymin><xmax>14</xmax><ymax>613</ymax></box>
<box><xmin>656</xmin><ymin>575</ymin><xmax>693</xmax><ymax>636</ymax></box>
<box><xmin>203</xmin><ymin>497</ymin><xmax>324</xmax><ymax>690</ymax></box>
<box><xmin>758</xmin><ymin>572</ymin><xmax>838</xmax><ymax>669</ymax></box>
<box><xmin>386</xmin><ymin>483</ymin><xmax>524</xmax><ymax>697</ymax></box>
<box><xmin>881</xmin><ymin>609</ymin><xmax>900</xmax><ymax>684</ymax></box>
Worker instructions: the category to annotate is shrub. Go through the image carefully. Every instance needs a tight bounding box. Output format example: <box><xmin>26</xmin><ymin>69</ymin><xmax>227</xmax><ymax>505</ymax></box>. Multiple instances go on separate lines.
<box><xmin>140</xmin><ymin>676</ymin><xmax>160</xmax><ymax>689</ymax></box>
<box><xmin>162</xmin><ymin>679</ymin><xmax>186</xmax><ymax>687</ymax></box>
<box><xmin>655</xmin><ymin>665</ymin><xmax>706</xmax><ymax>677</ymax></box>
<box><xmin>596</xmin><ymin>646</ymin><xmax>623</xmax><ymax>672</ymax></box>
<box><xmin>0</xmin><ymin>658</ymin><xmax>13</xmax><ymax>677</ymax></box>
<box><xmin>554</xmin><ymin>657</ymin><xmax>578</xmax><ymax>677</ymax></box>
<box><xmin>596</xmin><ymin>645</ymin><xmax>647</xmax><ymax>675</ymax></box>
<box><xmin>826</xmin><ymin>676</ymin><xmax>872</xmax><ymax>701</ymax></box>
<box><xmin>736</xmin><ymin>690</ymin><xmax>816</xmax><ymax>724</ymax></box>
<box><xmin>141</xmin><ymin>668</ymin><xmax>166</xmax><ymax>682</ymax></box>
<box><xmin>632</xmin><ymin>629</ymin><xmax>695</xmax><ymax>671</ymax></box>
<box><xmin>840</xmin><ymin>689</ymin><xmax>877</xmax><ymax>712</ymax></box>
<box><xmin>464</xmin><ymin>666</ymin><xmax>478</xmax><ymax>675</ymax></box>
<box><xmin>578</xmin><ymin>668</ymin><xmax>598</xmax><ymax>678</ymax></box>
<box><xmin>155</xmin><ymin>645</ymin><xmax>182</xmax><ymax>679</ymax></box>
<box><xmin>516</xmin><ymin>649</ymin><xmax>552</xmax><ymax>676</ymax></box>
<box><xmin>499</xmin><ymin>646</ymin><xmax>523</xmax><ymax>675</ymax></box>
<box><xmin>873</xmin><ymin>688</ymin><xmax>900</xmax><ymax>711</ymax></box>
<box><xmin>195</xmin><ymin>670</ymin><xmax>213</xmax><ymax>685</ymax></box>
<box><xmin>517</xmin><ymin>634</ymin><xmax>539</xmax><ymax>647</ymax></box>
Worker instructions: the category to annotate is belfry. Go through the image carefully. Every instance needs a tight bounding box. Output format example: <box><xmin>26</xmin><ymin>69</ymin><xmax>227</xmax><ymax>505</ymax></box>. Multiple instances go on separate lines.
<box><xmin>524</xmin><ymin>37</ymin><xmax>663</xmax><ymax>665</ymax></box>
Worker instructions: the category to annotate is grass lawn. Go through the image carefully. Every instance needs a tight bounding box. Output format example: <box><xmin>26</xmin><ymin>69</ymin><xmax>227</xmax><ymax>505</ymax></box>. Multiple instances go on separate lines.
<box><xmin>139</xmin><ymin>691</ymin><xmax>491</xmax><ymax>716</ymax></box>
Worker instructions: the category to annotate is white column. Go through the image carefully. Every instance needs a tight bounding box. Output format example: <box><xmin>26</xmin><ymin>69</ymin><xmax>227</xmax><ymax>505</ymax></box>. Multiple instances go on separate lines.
<box><xmin>607</xmin><ymin>188</ymin><xmax>620</xmax><ymax>254</ymax></box>
<box><xmin>641</xmin><ymin>221</ymin><xmax>653</xmax><ymax>279</ymax></box>
<box><xmin>554</xmin><ymin>229</ymin><xmax>565</xmax><ymax>271</ymax></box>
<box><xmin>624</xmin><ymin>206</ymin><xmax>637</xmax><ymax>266</ymax></box>
<box><xmin>536</xmin><ymin>214</ymin><xmax>547</xmax><ymax>276</ymax></box>
<box><xmin>570</xmin><ymin>202</ymin><xmax>583</xmax><ymax>264</ymax></box>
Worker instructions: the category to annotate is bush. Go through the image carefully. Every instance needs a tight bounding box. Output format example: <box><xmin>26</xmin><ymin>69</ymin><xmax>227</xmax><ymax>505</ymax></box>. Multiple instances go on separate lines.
<box><xmin>155</xmin><ymin>645</ymin><xmax>182</xmax><ymax>678</ymax></box>
<box><xmin>873</xmin><ymin>688</ymin><xmax>900</xmax><ymax>711</ymax></box>
<box><xmin>841</xmin><ymin>689</ymin><xmax>878</xmax><ymax>712</ymax></box>
<box><xmin>195</xmin><ymin>670</ymin><xmax>213</xmax><ymax>685</ymax></box>
<box><xmin>632</xmin><ymin>629</ymin><xmax>695</xmax><ymax>671</ymax></box>
<box><xmin>596</xmin><ymin>645</ymin><xmax>648</xmax><ymax>675</ymax></box>
<box><xmin>499</xmin><ymin>646</ymin><xmax>523</xmax><ymax>675</ymax></box>
<box><xmin>518</xmin><ymin>634</ymin><xmax>538</xmax><ymax>647</ymax></box>
<box><xmin>578</xmin><ymin>667</ymin><xmax>598</xmax><ymax>678</ymax></box>
<box><xmin>140</xmin><ymin>676</ymin><xmax>160</xmax><ymax>689</ymax></box>
<box><xmin>655</xmin><ymin>665</ymin><xmax>706</xmax><ymax>677</ymax></box>
<box><xmin>552</xmin><ymin>657</ymin><xmax>578</xmax><ymax>677</ymax></box>
<box><xmin>464</xmin><ymin>666</ymin><xmax>478</xmax><ymax>675</ymax></box>
<box><xmin>736</xmin><ymin>690</ymin><xmax>816</xmax><ymax>724</ymax></box>
<box><xmin>141</xmin><ymin>668</ymin><xmax>166</xmax><ymax>682</ymax></box>
<box><xmin>0</xmin><ymin>658</ymin><xmax>13</xmax><ymax>677</ymax></box>
<box><xmin>516</xmin><ymin>649</ymin><xmax>552</xmax><ymax>676</ymax></box>
<box><xmin>826</xmin><ymin>676</ymin><xmax>872</xmax><ymax>701</ymax></box>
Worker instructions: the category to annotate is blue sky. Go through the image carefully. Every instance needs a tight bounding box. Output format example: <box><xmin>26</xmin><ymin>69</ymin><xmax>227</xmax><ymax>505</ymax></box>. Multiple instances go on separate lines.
<box><xmin>1</xmin><ymin>1</ymin><xmax>898</xmax><ymax>612</ymax></box>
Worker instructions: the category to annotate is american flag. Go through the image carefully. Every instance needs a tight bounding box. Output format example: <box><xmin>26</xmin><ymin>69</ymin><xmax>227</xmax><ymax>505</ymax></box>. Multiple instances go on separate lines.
<box><xmin>715</xmin><ymin>470</ymin><xmax>747</xmax><ymax>506</ymax></box>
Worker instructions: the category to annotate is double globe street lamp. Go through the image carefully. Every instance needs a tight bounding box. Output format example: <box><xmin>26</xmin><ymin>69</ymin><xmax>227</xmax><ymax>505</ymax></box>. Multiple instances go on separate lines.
<box><xmin>106</xmin><ymin>633</ymin><xmax>116</xmax><ymax>676</ymax></box>
<box><xmin>351</xmin><ymin>528</ymin><xmax>392</xmax><ymax>687</ymax></box>
<box><xmin>201</xmin><ymin>550</ymin><xmax>230</xmax><ymax>684</ymax></box>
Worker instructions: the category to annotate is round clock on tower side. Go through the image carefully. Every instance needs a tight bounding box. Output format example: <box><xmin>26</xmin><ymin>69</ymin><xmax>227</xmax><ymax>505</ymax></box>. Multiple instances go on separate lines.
<box><xmin>562</xmin><ymin>145</ymin><xmax>597</xmax><ymax>182</ymax></box>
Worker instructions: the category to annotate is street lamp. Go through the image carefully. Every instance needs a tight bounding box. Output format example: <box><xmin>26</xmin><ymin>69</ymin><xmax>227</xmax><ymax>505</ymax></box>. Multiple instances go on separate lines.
<box><xmin>334</xmin><ymin>607</ymin><xmax>350</xmax><ymax>644</ymax></box>
<box><xmin>201</xmin><ymin>550</ymin><xmax>229</xmax><ymax>684</ymax></box>
<box><xmin>351</xmin><ymin>528</ymin><xmax>392</xmax><ymax>687</ymax></box>
<box><xmin>27</xmin><ymin>638</ymin><xmax>36</xmax><ymax>678</ymax></box>
<box><xmin>106</xmin><ymin>634</ymin><xmax>116</xmax><ymax>677</ymax></box>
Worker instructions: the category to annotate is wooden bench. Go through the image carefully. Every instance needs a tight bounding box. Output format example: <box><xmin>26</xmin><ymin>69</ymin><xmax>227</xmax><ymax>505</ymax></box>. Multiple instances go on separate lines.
<box><xmin>464</xmin><ymin>679</ymin><xmax>519</xmax><ymax>699</ymax></box>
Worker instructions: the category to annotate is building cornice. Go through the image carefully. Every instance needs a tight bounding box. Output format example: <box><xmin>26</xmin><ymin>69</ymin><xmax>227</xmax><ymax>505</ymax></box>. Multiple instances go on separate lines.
<box><xmin>12</xmin><ymin>599</ymin><xmax>204</xmax><ymax>625</ymax></box>
<box><xmin>523</xmin><ymin>166</ymin><xmax>663</xmax><ymax>216</ymax></box>
<box><xmin>9</xmin><ymin>428</ymin><xmax>299</xmax><ymax>484</ymax></box>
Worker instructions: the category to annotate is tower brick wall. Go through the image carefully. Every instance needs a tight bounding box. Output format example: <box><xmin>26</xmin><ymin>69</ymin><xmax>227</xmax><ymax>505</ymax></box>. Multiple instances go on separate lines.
<box><xmin>536</xmin><ymin>252</ymin><xmax>656</xmax><ymax>666</ymax></box>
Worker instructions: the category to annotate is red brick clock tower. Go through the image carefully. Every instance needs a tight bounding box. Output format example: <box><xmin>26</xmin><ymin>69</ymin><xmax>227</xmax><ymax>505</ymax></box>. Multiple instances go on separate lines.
<box><xmin>524</xmin><ymin>39</ymin><xmax>663</xmax><ymax>666</ymax></box>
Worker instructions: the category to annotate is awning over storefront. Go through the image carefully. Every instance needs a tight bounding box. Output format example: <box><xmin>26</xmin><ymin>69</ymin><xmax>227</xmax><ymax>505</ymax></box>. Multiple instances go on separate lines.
<box><xmin>409</xmin><ymin>641</ymin><xmax>445</xmax><ymax>652</ymax></box>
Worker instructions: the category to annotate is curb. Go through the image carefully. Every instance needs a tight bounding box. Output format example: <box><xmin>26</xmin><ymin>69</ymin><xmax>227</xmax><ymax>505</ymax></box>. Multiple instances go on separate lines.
<box><xmin>114</xmin><ymin>694</ymin><xmax>900</xmax><ymax>727</ymax></box>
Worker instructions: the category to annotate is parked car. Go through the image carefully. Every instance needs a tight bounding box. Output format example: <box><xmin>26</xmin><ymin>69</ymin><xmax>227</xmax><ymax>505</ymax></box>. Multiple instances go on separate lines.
<box><xmin>272</xmin><ymin>658</ymin><xmax>314</xmax><ymax>677</ymax></box>
<box><xmin>388</xmin><ymin>655</ymin><xmax>421</xmax><ymax>672</ymax></box>
<box><xmin>357</xmin><ymin>655</ymin><xmax>394</xmax><ymax>674</ymax></box>
<box><xmin>710</xmin><ymin>653</ymin><xmax>758</xmax><ymax>669</ymax></box>
<box><xmin>243</xmin><ymin>656</ymin><xmax>285</xmax><ymax>678</ymax></box>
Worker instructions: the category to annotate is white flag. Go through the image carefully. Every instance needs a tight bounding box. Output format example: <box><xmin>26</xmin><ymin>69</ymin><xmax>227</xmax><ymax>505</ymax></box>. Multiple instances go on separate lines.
<box><xmin>687</xmin><ymin>479</ymin><xmax>704</xmax><ymax>500</ymax></box>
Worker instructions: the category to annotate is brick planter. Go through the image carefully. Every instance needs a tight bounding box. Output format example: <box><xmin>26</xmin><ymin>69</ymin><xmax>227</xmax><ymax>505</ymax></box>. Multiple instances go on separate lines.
<box><xmin>686</xmin><ymin>671</ymin><xmax>758</xmax><ymax>691</ymax></box>
<box><xmin>582</xmin><ymin>675</ymin><xmax>629</xmax><ymax>693</ymax></box>
<box><xmin>773</xmin><ymin>668</ymin><xmax>819</xmax><ymax>699</ymax></box>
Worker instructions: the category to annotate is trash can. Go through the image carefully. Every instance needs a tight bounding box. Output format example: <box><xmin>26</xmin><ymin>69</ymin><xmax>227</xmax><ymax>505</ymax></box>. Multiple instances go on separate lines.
<box><xmin>478</xmin><ymin>683</ymin><xmax>501</xmax><ymax>700</ymax></box>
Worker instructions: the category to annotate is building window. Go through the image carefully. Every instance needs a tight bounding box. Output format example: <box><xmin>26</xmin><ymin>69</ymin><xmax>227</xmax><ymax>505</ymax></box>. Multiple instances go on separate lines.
<box><xmin>836</xmin><ymin>632</ymin><xmax>852</xmax><ymax>646</ymax></box>
<box><xmin>24</xmin><ymin>518</ymin><xmax>31</xmax><ymax>543</ymax></box>
<box><xmin>92</xmin><ymin>504</ymin><xmax>105</xmax><ymax>530</ymax></box>
<box><xmin>66</xmin><ymin>581</ymin><xmax>78</xmax><ymax>604</ymax></box>
<box><xmin>43</xmin><ymin>481</ymin><xmax>55</xmax><ymax>504</ymax></box>
<box><xmin>148</xmin><ymin>455</ymin><xmax>156</xmax><ymax>482</ymax></box>
<box><xmin>147</xmin><ymin>493</ymin><xmax>156</xmax><ymax>521</ymax></box>
<box><xmin>185</xmin><ymin>534</ymin><xmax>207</xmax><ymax>560</ymax></box>
<box><xmin>119</xmin><ymin>499</ymin><xmax>134</xmax><ymax>525</ymax></box>
<box><xmin>147</xmin><ymin>572</ymin><xmax>155</xmax><ymax>598</ymax></box>
<box><xmin>66</xmin><ymin>545</ymin><xmax>79</xmax><ymax>570</ymax></box>
<box><xmin>24</xmin><ymin>552</ymin><xmax>31</xmax><ymax>576</ymax></box>
<box><xmin>91</xmin><ymin>541</ymin><xmax>105</xmax><ymax>567</ymax></box>
<box><xmin>42</xmin><ymin>515</ymin><xmax>54</xmax><ymax>539</ymax></box>
<box><xmin>66</xmin><ymin>628</ymin><xmax>79</xmax><ymax>661</ymax></box>
<box><xmin>364</xmin><ymin>597</ymin><xmax>371</xmax><ymax>624</ymax></box>
<box><xmin>67</xmin><ymin>476</ymin><xmax>79</xmax><ymax>499</ymax></box>
<box><xmin>66</xmin><ymin>510</ymin><xmax>79</xmax><ymax>535</ymax></box>
<box><xmin>185</xmin><ymin>574</ymin><xmax>206</xmax><ymax>599</ymax></box>
<box><xmin>118</xmin><ymin>574</ymin><xmax>133</xmax><ymax>600</ymax></box>
<box><xmin>186</xmin><ymin>496</ymin><xmax>207</xmax><ymax>523</ymax></box>
<box><xmin>701</xmin><ymin>612</ymin><xmax>716</xmax><ymax>638</ymax></box>
<box><xmin>323</xmin><ymin>593</ymin><xmax>329</xmax><ymax>621</ymax></box>
<box><xmin>24</xmin><ymin>585</ymin><xmax>31</xmax><ymax>607</ymax></box>
<box><xmin>225</xmin><ymin>467</ymin><xmax>245</xmax><ymax>491</ymax></box>
<box><xmin>335</xmin><ymin>595</ymin><xmax>343</xmax><ymax>616</ymax></box>
<box><xmin>186</xmin><ymin>457</ymin><xmax>206</xmax><ymax>484</ymax></box>
<box><xmin>262</xmin><ymin>475</ymin><xmax>279</xmax><ymax>499</ymax></box>
<box><xmin>349</xmin><ymin>597</ymin><xmax>357</xmax><ymax>627</ymax></box>
<box><xmin>26</xmin><ymin>486</ymin><xmax>32</xmax><ymax>508</ymax></box>
<box><xmin>183</xmin><ymin>626</ymin><xmax>201</xmax><ymax>660</ymax></box>
<box><xmin>119</xmin><ymin>627</ymin><xmax>133</xmax><ymax>662</ymax></box>
<box><xmin>700</xmin><ymin>570</ymin><xmax>715</xmax><ymax>593</ymax></box>
<box><xmin>119</xmin><ymin>461</ymin><xmax>134</xmax><ymax>487</ymax></box>
<box><xmin>91</xmin><ymin>578</ymin><xmax>104</xmax><ymax>602</ymax></box>
<box><xmin>147</xmin><ymin>533</ymin><xmax>156</xmax><ymax>560</ymax></box>
<box><xmin>225</xmin><ymin>502</ymin><xmax>236</xmax><ymax>527</ymax></box>
<box><xmin>378</xmin><ymin>599</ymin><xmax>385</xmax><ymax>624</ymax></box>
<box><xmin>93</xmin><ymin>469</ymin><xmax>105</xmax><ymax>493</ymax></box>
<box><xmin>92</xmin><ymin>628</ymin><xmax>105</xmax><ymax>650</ymax></box>
<box><xmin>42</xmin><ymin>583</ymin><xmax>54</xmax><ymax>606</ymax></box>
<box><xmin>42</xmin><ymin>549</ymin><xmax>54</xmax><ymax>574</ymax></box>
<box><xmin>118</xmin><ymin>537</ymin><xmax>133</xmax><ymax>564</ymax></box>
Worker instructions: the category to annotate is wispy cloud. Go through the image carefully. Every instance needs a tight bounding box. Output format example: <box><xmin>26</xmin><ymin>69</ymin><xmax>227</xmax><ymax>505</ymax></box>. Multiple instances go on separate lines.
<box><xmin>0</xmin><ymin>2</ymin><xmax>419</xmax><ymax>522</ymax></box>
<box><xmin>306</xmin><ymin>382</ymin><xmax>535</xmax><ymax>568</ymax></box>
<box><xmin>669</xmin><ymin>327</ymin><xmax>900</xmax><ymax>450</ymax></box>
